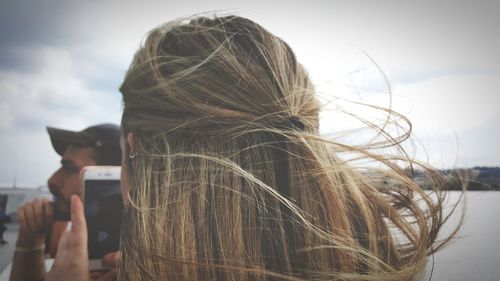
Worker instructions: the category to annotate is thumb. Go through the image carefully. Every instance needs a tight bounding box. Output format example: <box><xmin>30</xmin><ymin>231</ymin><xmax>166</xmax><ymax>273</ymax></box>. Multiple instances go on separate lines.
<box><xmin>70</xmin><ymin>195</ymin><xmax>87</xmax><ymax>234</ymax></box>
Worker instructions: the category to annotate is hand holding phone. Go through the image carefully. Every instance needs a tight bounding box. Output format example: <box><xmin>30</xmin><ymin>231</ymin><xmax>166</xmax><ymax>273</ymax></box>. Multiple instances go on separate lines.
<box><xmin>46</xmin><ymin>195</ymin><xmax>89</xmax><ymax>281</ymax></box>
<box><xmin>82</xmin><ymin>166</ymin><xmax>123</xmax><ymax>271</ymax></box>
<box><xmin>48</xmin><ymin>195</ymin><xmax>120</xmax><ymax>281</ymax></box>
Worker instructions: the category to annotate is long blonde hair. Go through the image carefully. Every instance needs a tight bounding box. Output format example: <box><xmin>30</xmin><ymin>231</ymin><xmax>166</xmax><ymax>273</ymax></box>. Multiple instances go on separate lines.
<box><xmin>119</xmin><ymin>15</ymin><xmax>460</xmax><ymax>281</ymax></box>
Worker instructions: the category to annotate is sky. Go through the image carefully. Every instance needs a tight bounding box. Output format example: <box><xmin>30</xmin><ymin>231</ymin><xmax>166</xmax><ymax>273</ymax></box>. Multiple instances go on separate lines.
<box><xmin>1</xmin><ymin>0</ymin><xmax>499</xmax><ymax>186</ymax></box>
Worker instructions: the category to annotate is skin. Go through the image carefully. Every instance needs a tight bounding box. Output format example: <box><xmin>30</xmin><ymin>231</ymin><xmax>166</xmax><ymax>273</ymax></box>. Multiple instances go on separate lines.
<box><xmin>46</xmin><ymin>134</ymin><xmax>135</xmax><ymax>281</ymax></box>
<box><xmin>45</xmin><ymin>196</ymin><xmax>117</xmax><ymax>281</ymax></box>
<box><xmin>12</xmin><ymin>145</ymin><xmax>120</xmax><ymax>281</ymax></box>
<box><xmin>48</xmin><ymin>146</ymin><xmax>98</xmax><ymax>215</ymax></box>
<box><xmin>16</xmin><ymin>146</ymin><xmax>97</xmax><ymax>248</ymax></box>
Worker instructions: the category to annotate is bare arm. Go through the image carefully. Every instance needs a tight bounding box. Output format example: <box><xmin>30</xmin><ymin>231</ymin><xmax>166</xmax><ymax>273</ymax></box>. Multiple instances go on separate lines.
<box><xmin>9</xmin><ymin>199</ymin><xmax>53</xmax><ymax>281</ymax></box>
<box><xmin>9</xmin><ymin>232</ymin><xmax>46</xmax><ymax>281</ymax></box>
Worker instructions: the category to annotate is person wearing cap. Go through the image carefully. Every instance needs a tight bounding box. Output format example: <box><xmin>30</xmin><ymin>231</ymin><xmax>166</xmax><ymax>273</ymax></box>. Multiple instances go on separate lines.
<box><xmin>9</xmin><ymin>124</ymin><xmax>121</xmax><ymax>281</ymax></box>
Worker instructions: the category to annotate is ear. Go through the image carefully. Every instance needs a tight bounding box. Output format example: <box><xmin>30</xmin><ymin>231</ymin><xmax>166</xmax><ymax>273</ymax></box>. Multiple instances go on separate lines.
<box><xmin>127</xmin><ymin>133</ymin><xmax>137</xmax><ymax>157</ymax></box>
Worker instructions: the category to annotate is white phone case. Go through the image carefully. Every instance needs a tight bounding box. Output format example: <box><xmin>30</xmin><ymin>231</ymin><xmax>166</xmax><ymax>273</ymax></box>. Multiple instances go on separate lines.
<box><xmin>81</xmin><ymin>166</ymin><xmax>121</xmax><ymax>271</ymax></box>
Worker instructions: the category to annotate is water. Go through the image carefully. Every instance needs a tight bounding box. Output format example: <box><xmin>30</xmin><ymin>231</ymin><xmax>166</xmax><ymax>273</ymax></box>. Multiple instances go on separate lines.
<box><xmin>430</xmin><ymin>191</ymin><xmax>500</xmax><ymax>281</ymax></box>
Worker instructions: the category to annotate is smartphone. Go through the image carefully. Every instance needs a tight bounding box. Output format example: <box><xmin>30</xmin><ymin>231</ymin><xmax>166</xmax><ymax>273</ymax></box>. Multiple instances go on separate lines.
<box><xmin>82</xmin><ymin>166</ymin><xmax>123</xmax><ymax>271</ymax></box>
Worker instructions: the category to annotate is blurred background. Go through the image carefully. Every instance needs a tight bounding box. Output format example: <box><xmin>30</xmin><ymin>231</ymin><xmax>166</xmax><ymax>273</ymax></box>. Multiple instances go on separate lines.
<box><xmin>0</xmin><ymin>0</ymin><xmax>499</xmax><ymax>280</ymax></box>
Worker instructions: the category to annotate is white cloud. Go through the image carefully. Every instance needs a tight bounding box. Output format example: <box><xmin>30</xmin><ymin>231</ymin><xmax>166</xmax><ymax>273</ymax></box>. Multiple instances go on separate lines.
<box><xmin>394</xmin><ymin>74</ymin><xmax>500</xmax><ymax>135</ymax></box>
<box><xmin>0</xmin><ymin>47</ymin><xmax>122</xmax><ymax>130</ymax></box>
<box><xmin>0</xmin><ymin>46</ymin><xmax>122</xmax><ymax>185</ymax></box>
<box><xmin>316</xmin><ymin>58</ymin><xmax>500</xmax><ymax>168</ymax></box>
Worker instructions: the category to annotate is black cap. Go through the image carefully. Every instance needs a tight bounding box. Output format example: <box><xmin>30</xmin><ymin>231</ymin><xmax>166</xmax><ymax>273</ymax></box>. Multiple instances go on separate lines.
<box><xmin>47</xmin><ymin>123</ymin><xmax>122</xmax><ymax>165</ymax></box>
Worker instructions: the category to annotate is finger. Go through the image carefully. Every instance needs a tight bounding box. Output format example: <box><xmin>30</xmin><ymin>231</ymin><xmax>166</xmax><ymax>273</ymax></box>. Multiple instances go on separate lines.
<box><xmin>43</xmin><ymin>200</ymin><xmax>54</xmax><ymax>224</ymax></box>
<box><xmin>96</xmin><ymin>269</ymin><xmax>117</xmax><ymax>281</ymax></box>
<box><xmin>24</xmin><ymin>204</ymin><xmax>39</xmax><ymax>234</ymax></box>
<box><xmin>101</xmin><ymin>251</ymin><xmax>121</xmax><ymax>267</ymax></box>
<box><xmin>70</xmin><ymin>195</ymin><xmax>87</xmax><ymax>234</ymax></box>
<box><xmin>17</xmin><ymin>206</ymin><xmax>29</xmax><ymax>233</ymax></box>
<box><xmin>54</xmin><ymin>231</ymin><xmax>69</xmax><ymax>259</ymax></box>
<box><xmin>34</xmin><ymin>199</ymin><xmax>45</xmax><ymax>230</ymax></box>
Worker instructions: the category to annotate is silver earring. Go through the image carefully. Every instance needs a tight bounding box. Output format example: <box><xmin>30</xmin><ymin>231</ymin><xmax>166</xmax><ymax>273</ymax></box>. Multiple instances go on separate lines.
<box><xmin>129</xmin><ymin>152</ymin><xmax>137</xmax><ymax>159</ymax></box>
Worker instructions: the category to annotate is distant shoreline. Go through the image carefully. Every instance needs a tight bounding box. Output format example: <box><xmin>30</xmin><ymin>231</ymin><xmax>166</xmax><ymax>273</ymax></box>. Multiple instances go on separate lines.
<box><xmin>2</xmin><ymin>167</ymin><xmax>500</xmax><ymax>191</ymax></box>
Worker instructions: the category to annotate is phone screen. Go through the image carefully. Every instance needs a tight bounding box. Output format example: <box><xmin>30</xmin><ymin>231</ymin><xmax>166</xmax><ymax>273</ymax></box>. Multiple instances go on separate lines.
<box><xmin>84</xmin><ymin>179</ymin><xmax>123</xmax><ymax>260</ymax></box>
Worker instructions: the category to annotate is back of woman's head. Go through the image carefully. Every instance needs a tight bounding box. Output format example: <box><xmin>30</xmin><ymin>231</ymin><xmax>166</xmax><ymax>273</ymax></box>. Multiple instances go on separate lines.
<box><xmin>119</xmin><ymin>15</ymin><xmax>455</xmax><ymax>281</ymax></box>
<box><xmin>121</xmin><ymin>16</ymin><xmax>318</xmax><ymax>134</ymax></box>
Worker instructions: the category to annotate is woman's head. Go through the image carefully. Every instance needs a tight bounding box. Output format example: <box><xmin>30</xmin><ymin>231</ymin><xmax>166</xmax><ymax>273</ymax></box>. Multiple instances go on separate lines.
<box><xmin>120</xmin><ymin>16</ymin><xmax>319</xmax><ymax>136</ymax></box>
<box><xmin>118</xmin><ymin>15</ymin><xmax>455</xmax><ymax>281</ymax></box>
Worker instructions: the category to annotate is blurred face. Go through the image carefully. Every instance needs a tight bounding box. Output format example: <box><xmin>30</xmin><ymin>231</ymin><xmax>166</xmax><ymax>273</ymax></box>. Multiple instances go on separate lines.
<box><xmin>48</xmin><ymin>145</ymin><xmax>97</xmax><ymax>215</ymax></box>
